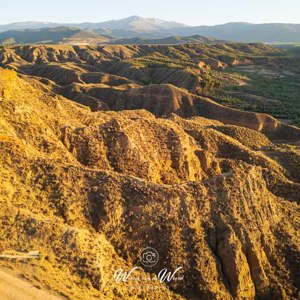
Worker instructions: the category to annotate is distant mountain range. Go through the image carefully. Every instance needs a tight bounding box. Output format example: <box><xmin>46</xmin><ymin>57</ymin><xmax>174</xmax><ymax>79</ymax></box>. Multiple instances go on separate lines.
<box><xmin>0</xmin><ymin>27</ymin><xmax>109</xmax><ymax>45</ymax></box>
<box><xmin>112</xmin><ymin>34</ymin><xmax>221</xmax><ymax>45</ymax></box>
<box><xmin>0</xmin><ymin>16</ymin><xmax>186</xmax><ymax>33</ymax></box>
<box><xmin>164</xmin><ymin>22</ymin><xmax>300</xmax><ymax>43</ymax></box>
<box><xmin>0</xmin><ymin>28</ymin><xmax>224</xmax><ymax>46</ymax></box>
<box><xmin>0</xmin><ymin>16</ymin><xmax>300</xmax><ymax>44</ymax></box>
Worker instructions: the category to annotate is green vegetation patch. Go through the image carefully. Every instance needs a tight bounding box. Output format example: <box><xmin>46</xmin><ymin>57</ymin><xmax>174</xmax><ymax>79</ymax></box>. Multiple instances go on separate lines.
<box><xmin>222</xmin><ymin>65</ymin><xmax>300</xmax><ymax>126</ymax></box>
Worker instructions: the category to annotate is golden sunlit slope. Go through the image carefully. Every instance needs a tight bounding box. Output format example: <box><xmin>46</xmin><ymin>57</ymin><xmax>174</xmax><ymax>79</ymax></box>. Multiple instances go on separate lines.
<box><xmin>0</xmin><ymin>68</ymin><xmax>299</xmax><ymax>300</ymax></box>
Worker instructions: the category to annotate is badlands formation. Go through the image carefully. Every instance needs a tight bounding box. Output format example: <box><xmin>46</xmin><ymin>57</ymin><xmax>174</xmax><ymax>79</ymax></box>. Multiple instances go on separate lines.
<box><xmin>0</xmin><ymin>44</ymin><xmax>299</xmax><ymax>299</ymax></box>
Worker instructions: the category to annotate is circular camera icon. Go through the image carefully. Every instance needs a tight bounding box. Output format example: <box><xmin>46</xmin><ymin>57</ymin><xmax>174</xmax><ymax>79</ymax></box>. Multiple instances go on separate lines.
<box><xmin>139</xmin><ymin>247</ymin><xmax>159</xmax><ymax>268</ymax></box>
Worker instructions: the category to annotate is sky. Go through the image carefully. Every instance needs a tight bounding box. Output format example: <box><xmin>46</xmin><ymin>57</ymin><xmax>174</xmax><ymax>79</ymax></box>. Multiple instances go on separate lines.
<box><xmin>0</xmin><ymin>0</ymin><xmax>299</xmax><ymax>25</ymax></box>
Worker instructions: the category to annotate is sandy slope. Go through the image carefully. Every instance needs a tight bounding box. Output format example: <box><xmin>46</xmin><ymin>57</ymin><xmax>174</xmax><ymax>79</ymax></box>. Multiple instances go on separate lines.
<box><xmin>0</xmin><ymin>269</ymin><xmax>61</xmax><ymax>300</ymax></box>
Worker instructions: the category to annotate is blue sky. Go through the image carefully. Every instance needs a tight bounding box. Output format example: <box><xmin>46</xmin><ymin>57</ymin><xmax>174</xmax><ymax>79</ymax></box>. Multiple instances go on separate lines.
<box><xmin>1</xmin><ymin>0</ymin><xmax>299</xmax><ymax>25</ymax></box>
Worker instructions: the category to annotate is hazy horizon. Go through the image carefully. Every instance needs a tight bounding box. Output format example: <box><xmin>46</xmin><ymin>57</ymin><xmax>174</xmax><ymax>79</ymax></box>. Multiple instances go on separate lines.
<box><xmin>0</xmin><ymin>0</ymin><xmax>300</xmax><ymax>26</ymax></box>
<box><xmin>1</xmin><ymin>16</ymin><xmax>300</xmax><ymax>27</ymax></box>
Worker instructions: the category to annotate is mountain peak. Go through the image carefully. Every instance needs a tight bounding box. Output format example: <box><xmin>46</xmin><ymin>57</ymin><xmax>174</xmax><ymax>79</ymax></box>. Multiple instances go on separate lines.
<box><xmin>126</xmin><ymin>15</ymin><xmax>143</xmax><ymax>20</ymax></box>
<box><xmin>95</xmin><ymin>16</ymin><xmax>187</xmax><ymax>31</ymax></box>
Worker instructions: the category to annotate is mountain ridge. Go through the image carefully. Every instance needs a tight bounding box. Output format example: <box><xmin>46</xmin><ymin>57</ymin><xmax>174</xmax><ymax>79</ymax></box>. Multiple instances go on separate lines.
<box><xmin>1</xmin><ymin>17</ymin><xmax>300</xmax><ymax>42</ymax></box>
<box><xmin>0</xmin><ymin>16</ymin><xmax>187</xmax><ymax>32</ymax></box>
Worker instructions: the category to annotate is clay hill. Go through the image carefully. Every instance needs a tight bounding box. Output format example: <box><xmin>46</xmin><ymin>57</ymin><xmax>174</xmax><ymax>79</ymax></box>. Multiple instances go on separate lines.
<box><xmin>0</xmin><ymin>44</ymin><xmax>299</xmax><ymax>300</ymax></box>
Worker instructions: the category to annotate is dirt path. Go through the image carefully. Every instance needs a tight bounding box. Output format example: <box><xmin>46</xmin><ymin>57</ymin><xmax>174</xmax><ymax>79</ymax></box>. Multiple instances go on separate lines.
<box><xmin>0</xmin><ymin>269</ymin><xmax>62</xmax><ymax>300</ymax></box>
